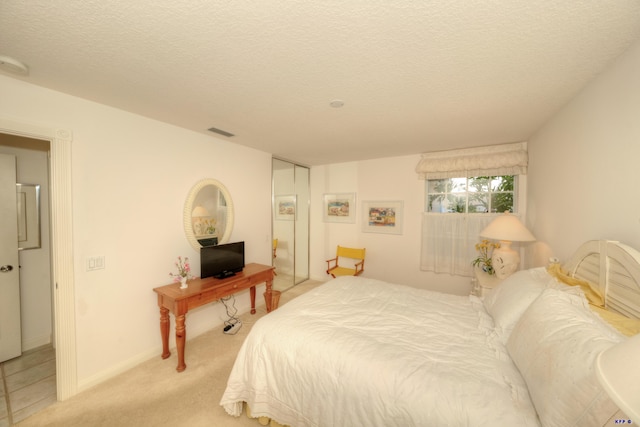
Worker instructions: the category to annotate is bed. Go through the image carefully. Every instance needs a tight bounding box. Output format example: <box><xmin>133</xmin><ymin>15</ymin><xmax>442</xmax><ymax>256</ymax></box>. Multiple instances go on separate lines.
<box><xmin>220</xmin><ymin>240</ymin><xmax>640</xmax><ymax>427</ymax></box>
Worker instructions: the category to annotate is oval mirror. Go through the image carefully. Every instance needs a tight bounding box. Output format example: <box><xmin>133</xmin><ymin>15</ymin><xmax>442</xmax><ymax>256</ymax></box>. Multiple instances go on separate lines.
<box><xmin>183</xmin><ymin>179</ymin><xmax>234</xmax><ymax>251</ymax></box>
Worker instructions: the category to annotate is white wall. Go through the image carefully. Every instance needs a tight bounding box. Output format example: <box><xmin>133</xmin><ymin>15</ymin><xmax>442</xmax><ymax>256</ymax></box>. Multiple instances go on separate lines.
<box><xmin>4</xmin><ymin>31</ymin><xmax>638</xmax><ymax>391</ymax></box>
<box><xmin>310</xmin><ymin>32</ymin><xmax>640</xmax><ymax>292</ymax></box>
<box><xmin>310</xmin><ymin>157</ymin><xmax>471</xmax><ymax>295</ymax></box>
<box><xmin>527</xmin><ymin>38</ymin><xmax>640</xmax><ymax>264</ymax></box>
<box><xmin>0</xmin><ymin>75</ymin><xmax>273</xmax><ymax>390</ymax></box>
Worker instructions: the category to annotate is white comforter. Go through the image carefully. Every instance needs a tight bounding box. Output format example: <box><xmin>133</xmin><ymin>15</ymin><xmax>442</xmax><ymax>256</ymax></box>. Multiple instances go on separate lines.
<box><xmin>220</xmin><ymin>276</ymin><xmax>540</xmax><ymax>427</ymax></box>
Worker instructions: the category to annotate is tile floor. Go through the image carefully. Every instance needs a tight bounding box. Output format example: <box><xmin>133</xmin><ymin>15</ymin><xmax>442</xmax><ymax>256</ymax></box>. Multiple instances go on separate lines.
<box><xmin>0</xmin><ymin>345</ymin><xmax>56</xmax><ymax>427</ymax></box>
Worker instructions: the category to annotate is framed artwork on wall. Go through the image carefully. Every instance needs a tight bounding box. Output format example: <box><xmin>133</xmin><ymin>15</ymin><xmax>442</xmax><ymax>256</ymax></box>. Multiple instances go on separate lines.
<box><xmin>275</xmin><ymin>194</ymin><xmax>296</xmax><ymax>221</ymax></box>
<box><xmin>362</xmin><ymin>200</ymin><xmax>403</xmax><ymax>235</ymax></box>
<box><xmin>323</xmin><ymin>193</ymin><xmax>356</xmax><ymax>223</ymax></box>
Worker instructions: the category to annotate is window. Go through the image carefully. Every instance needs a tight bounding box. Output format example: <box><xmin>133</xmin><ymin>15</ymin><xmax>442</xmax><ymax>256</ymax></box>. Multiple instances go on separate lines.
<box><xmin>420</xmin><ymin>175</ymin><xmax>523</xmax><ymax>276</ymax></box>
<box><xmin>426</xmin><ymin>175</ymin><xmax>516</xmax><ymax>214</ymax></box>
<box><xmin>416</xmin><ymin>142</ymin><xmax>528</xmax><ymax>276</ymax></box>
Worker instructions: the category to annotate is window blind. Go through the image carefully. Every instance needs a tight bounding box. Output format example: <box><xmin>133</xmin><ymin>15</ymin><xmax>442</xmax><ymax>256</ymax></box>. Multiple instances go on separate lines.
<box><xmin>415</xmin><ymin>141</ymin><xmax>527</xmax><ymax>179</ymax></box>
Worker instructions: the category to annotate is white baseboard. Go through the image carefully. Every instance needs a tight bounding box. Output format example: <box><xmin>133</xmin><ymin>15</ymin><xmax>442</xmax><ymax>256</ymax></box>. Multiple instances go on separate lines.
<box><xmin>76</xmin><ymin>292</ymin><xmax>263</xmax><ymax>393</ymax></box>
<box><xmin>75</xmin><ymin>310</ymin><xmax>242</xmax><ymax>393</ymax></box>
<box><xmin>77</xmin><ymin>344</ymin><xmax>161</xmax><ymax>393</ymax></box>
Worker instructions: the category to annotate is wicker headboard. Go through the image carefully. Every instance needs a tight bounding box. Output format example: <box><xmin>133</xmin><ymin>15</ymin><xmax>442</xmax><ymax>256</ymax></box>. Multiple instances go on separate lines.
<box><xmin>563</xmin><ymin>240</ymin><xmax>640</xmax><ymax>319</ymax></box>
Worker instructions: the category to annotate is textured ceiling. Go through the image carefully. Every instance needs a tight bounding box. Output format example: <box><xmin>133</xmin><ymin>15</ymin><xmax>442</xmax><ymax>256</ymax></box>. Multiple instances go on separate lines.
<box><xmin>2</xmin><ymin>1</ymin><xmax>640</xmax><ymax>165</ymax></box>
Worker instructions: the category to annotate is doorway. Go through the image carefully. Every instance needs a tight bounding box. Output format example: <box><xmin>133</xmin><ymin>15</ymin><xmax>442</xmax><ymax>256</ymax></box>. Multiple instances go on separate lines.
<box><xmin>0</xmin><ymin>134</ymin><xmax>57</xmax><ymax>421</ymax></box>
<box><xmin>0</xmin><ymin>117</ymin><xmax>77</xmax><ymax>403</ymax></box>
<box><xmin>0</xmin><ymin>136</ymin><xmax>52</xmax><ymax>355</ymax></box>
<box><xmin>272</xmin><ymin>158</ymin><xmax>309</xmax><ymax>292</ymax></box>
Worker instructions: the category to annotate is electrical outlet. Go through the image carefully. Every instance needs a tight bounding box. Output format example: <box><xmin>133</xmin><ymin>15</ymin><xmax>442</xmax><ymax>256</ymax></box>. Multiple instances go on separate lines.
<box><xmin>86</xmin><ymin>256</ymin><xmax>105</xmax><ymax>271</ymax></box>
<box><xmin>223</xmin><ymin>320</ymin><xmax>242</xmax><ymax>335</ymax></box>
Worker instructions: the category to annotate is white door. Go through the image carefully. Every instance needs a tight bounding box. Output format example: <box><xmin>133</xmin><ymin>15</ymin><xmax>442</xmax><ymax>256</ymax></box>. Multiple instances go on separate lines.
<box><xmin>0</xmin><ymin>153</ymin><xmax>21</xmax><ymax>362</ymax></box>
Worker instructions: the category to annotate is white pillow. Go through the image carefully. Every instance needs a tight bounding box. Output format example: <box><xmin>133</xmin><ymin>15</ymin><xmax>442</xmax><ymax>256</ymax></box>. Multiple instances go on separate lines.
<box><xmin>506</xmin><ymin>289</ymin><xmax>624</xmax><ymax>427</ymax></box>
<box><xmin>482</xmin><ymin>268</ymin><xmax>574</xmax><ymax>343</ymax></box>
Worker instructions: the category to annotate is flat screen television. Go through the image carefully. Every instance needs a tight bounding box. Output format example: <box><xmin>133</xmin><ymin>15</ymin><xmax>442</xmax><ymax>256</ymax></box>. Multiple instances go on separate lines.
<box><xmin>200</xmin><ymin>241</ymin><xmax>245</xmax><ymax>279</ymax></box>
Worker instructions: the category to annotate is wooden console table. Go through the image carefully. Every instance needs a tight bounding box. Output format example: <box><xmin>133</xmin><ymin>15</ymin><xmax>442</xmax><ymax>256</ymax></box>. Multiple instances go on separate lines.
<box><xmin>153</xmin><ymin>262</ymin><xmax>276</xmax><ymax>372</ymax></box>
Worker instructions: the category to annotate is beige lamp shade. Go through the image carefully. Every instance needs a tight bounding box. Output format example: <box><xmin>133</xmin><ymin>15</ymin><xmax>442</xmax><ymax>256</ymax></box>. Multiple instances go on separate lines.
<box><xmin>191</xmin><ymin>205</ymin><xmax>210</xmax><ymax>236</ymax></box>
<box><xmin>479</xmin><ymin>212</ymin><xmax>536</xmax><ymax>242</ymax></box>
<box><xmin>480</xmin><ymin>212</ymin><xmax>535</xmax><ymax>279</ymax></box>
<box><xmin>191</xmin><ymin>205</ymin><xmax>210</xmax><ymax>217</ymax></box>
<box><xmin>596</xmin><ymin>334</ymin><xmax>640</xmax><ymax>422</ymax></box>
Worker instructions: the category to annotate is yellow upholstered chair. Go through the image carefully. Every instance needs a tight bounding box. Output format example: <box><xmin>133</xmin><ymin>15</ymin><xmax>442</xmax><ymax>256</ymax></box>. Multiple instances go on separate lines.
<box><xmin>326</xmin><ymin>246</ymin><xmax>366</xmax><ymax>278</ymax></box>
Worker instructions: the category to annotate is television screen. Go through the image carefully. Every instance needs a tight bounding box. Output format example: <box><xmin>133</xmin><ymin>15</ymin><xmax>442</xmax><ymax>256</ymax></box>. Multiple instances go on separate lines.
<box><xmin>200</xmin><ymin>241</ymin><xmax>245</xmax><ymax>279</ymax></box>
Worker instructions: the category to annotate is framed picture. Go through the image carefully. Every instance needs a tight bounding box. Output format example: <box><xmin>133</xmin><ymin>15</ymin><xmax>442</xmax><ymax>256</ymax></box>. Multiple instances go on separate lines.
<box><xmin>362</xmin><ymin>200</ymin><xmax>403</xmax><ymax>235</ymax></box>
<box><xmin>323</xmin><ymin>193</ymin><xmax>356</xmax><ymax>223</ymax></box>
<box><xmin>274</xmin><ymin>194</ymin><xmax>296</xmax><ymax>220</ymax></box>
<box><xmin>16</xmin><ymin>183</ymin><xmax>41</xmax><ymax>250</ymax></box>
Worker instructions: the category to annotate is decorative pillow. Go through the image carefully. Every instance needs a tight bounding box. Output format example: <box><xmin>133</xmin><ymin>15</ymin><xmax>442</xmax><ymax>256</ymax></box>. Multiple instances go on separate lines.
<box><xmin>506</xmin><ymin>289</ymin><xmax>624</xmax><ymax>427</ymax></box>
<box><xmin>547</xmin><ymin>263</ymin><xmax>605</xmax><ymax>307</ymax></box>
<box><xmin>482</xmin><ymin>268</ymin><xmax>578</xmax><ymax>343</ymax></box>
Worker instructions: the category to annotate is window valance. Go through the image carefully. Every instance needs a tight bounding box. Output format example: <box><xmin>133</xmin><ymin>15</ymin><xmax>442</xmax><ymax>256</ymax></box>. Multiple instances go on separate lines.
<box><xmin>415</xmin><ymin>142</ymin><xmax>528</xmax><ymax>179</ymax></box>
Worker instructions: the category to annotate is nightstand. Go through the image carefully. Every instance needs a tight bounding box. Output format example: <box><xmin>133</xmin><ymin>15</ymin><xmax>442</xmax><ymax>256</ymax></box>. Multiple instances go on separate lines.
<box><xmin>471</xmin><ymin>267</ymin><xmax>502</xmax><ymax>297</ymax></box>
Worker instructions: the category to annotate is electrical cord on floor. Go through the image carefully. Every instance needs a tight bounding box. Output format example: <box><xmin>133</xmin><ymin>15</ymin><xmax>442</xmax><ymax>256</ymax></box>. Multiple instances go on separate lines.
<box><xmin>220</xmin><ymin>294</ymin><xmax>242</xmax><ymax>334</ymax></box>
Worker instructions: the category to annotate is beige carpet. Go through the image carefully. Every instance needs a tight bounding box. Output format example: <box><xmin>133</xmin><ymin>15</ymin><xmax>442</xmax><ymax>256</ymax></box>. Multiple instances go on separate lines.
<box><xmin>17</xmin><ymin>280</ymin><xmax>323</xmax><ymax>427</ymax></box>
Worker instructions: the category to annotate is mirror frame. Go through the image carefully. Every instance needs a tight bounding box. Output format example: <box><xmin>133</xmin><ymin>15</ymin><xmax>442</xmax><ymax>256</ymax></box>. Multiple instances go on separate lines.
<box><xmin>183</xmin><ymin>178</ymin><xmax>234</xmax><ymax>251</ymax></box>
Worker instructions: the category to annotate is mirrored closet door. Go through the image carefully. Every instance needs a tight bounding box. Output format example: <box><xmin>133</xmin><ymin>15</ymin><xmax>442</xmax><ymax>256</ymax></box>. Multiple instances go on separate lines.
<box><xmin>272</xmin><ymin>158</ymin><xmax>309</xmax><ymax>292</ymax></box>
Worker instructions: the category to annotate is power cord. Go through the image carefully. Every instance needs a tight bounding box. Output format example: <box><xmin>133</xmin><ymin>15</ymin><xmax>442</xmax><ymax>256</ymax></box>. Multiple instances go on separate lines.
<box><xmin>220</xmin><ymin>295</ymin><xmax>242</xmax><ymax>334</ymax></box>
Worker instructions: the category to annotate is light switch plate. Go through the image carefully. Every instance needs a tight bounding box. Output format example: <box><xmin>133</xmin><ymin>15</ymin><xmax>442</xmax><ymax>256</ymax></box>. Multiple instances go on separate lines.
<box><xmin>86</xmin><ymin>256</ymin><xmax>105</xmax><ymax>271</ymax></box>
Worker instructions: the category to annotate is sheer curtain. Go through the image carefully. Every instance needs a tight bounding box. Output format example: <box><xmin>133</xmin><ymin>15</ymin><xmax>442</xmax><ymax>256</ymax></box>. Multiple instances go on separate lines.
<box><xmin>417</xmin><ymin>142</ymin><xmax>527</xmax><ymax>276</ymax></box>
<box><xmin>421</xmin><ymin>213</ymin><xmax>496</xmax><ymax>276</ymax></box>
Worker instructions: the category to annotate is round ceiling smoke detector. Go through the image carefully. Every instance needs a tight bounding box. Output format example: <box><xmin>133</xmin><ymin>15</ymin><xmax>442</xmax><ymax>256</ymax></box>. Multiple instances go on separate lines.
<box><xmin>0</xmin><ymin>55</ymin><xmax>29</xmax><ymax>76</ymax></box>
<box><xmin>329</xmin><ymin>99</ymin><xmax>344</xmax><ymax>108</ymax></box>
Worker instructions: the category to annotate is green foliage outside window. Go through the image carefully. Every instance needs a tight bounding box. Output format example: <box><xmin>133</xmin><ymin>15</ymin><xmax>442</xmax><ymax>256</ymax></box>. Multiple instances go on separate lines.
<box><xmin>426</xmin><ymin>175</ymin><xmax>515</xmax><ymax>213</ymax></box>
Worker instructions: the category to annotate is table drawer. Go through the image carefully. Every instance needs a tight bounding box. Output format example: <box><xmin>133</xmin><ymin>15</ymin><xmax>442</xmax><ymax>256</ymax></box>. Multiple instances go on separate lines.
<box><xmin>186</xmin><ymin>278</ymin><xmax>253</xmax><ymax>309</ymax></box>
<box><xmin>216</xmin><ymin>277</ymin><xmax>252</xmax><ymax>294</ymax></box>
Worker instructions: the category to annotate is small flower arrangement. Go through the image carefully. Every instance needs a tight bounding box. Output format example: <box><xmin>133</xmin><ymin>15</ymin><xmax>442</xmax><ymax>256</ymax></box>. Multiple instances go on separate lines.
<box><xmin>472</xmin><ymin>239</ymin><xmax>500</xmax><ymax>275</ymax></box>
<box><xmin>169</xmin><ymin>256</ymin><xmax>193</xmax><ymax>283</ymax></box>
<box><xmin>203</xmin><ymin>218</ymin><xmax>216</xmax><ymax>235</ymax></box>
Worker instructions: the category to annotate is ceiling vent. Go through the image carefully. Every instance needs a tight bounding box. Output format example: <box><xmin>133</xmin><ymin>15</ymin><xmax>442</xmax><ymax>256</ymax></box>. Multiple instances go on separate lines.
<box><xmin>207</xmin><ymin>127</ymin><xmax>234</xmax><ymax>137</ymax></box>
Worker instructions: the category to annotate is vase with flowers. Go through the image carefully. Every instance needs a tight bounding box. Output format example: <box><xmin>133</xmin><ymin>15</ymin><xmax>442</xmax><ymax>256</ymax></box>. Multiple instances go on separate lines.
<box><xmin>472</xmin><ymin>239</ymin><xmax>500</xmax><ymax>275</ymax></box>
<box><xmin>169</xmin><ymin>256</ymin><xmax>193</xmax><ymax>289</ymax></box>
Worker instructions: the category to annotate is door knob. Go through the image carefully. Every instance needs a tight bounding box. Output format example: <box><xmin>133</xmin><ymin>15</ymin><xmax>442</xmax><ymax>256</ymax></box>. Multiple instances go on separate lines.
<box><xmin>0</xmin><ymin>265</ymin><xmax>14</xmax><ymax>272</ymax></box>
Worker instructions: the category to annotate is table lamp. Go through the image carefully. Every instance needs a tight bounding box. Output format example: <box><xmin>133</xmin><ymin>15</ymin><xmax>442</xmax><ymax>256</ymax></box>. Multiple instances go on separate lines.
<box><xmin>191</xmin><ymin>205</ymin><xmax>210</xmax><ymax>235</ymax></box>
<box><xmin>595</xmin><ymin>334</ymin><xmax>640</xmax><ymax>423</ymax></box>
<box><xmin>480</xmin><ymin>211</ymin><xmax>535</xmax><ymax>279</ymax></box>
